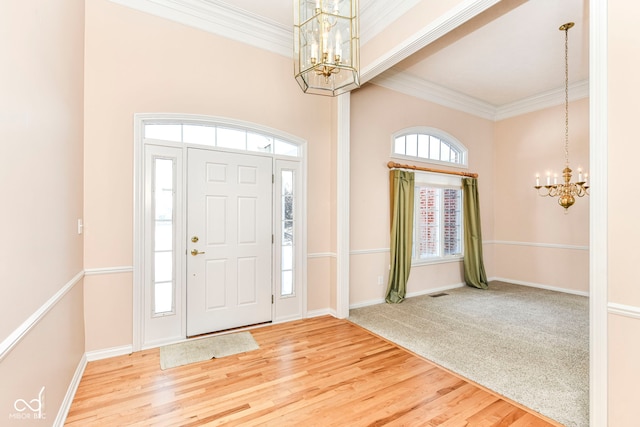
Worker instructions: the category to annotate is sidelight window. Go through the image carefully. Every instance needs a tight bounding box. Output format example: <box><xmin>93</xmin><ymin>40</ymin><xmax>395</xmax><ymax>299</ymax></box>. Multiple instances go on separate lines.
<box><xmin>152</xmin><ymin>157</ymin><xmax>175</xmax><ymax>315</ymax></box>
<box><xmin>281</xmin><ymin>170</ymin><xmax>295</xmax><ymax>297</ymax></box>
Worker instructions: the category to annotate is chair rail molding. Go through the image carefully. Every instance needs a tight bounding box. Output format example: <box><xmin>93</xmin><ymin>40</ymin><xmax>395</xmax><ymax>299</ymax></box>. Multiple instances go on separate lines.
<box><xmin>490</xmin><ymin>240</ymin><xmax>589</xmax><ymax>251</ymax></box>
<box><xmin>84</xmin><ymin>266</ymin><xmax>134</xmax><ymax>275</ymax></box>
<box><xmin>608</xmin><ymin>303</ymin><xmax>640</xmax><ymax>320</ymax></box>
<box><xmin>0</xmin><ymin>270</ymin><xmax>84</xmax><ymax>362</ymax></box>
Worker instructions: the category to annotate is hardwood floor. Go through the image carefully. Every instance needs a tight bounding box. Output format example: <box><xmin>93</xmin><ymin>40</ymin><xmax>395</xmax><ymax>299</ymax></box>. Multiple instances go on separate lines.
<box><xmin>66</xmin><ymin>316</ymin><xmax>560</xmax><ymax>426</ymax></box>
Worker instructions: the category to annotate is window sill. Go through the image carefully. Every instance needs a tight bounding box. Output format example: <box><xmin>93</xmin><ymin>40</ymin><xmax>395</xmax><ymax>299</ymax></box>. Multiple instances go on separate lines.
<box><xmin>412</xmin><ymin>256</ymin><xmax>463</xmax><ymax>267</ymax></box>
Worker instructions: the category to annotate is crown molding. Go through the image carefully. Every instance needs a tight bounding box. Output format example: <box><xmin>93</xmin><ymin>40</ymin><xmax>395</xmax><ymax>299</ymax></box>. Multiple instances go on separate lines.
<box><xmin>373</xmin><ymin>69</ymin><xmax>590</xmax><ymax>121</ymax></box>
<box><xmin>110</xmin><ymin>0</ymin><xmax>420</xmax><ymax>58</ymax></box>
<box><xmin>110</xmin><ymin>0</ymin><xmax>589</xmax><ymax>120</ymax></box>
<box><xmin>109</xmin><ymin>0</ymin><xmax>292</xmax><ymax>57</ymax></box>
<box><xmin>109</xmin><ymin>0</ymin><xmax>421</xmax><ymax>59</ymax></box>
<box><xmin>494</xmin><ymin>80</ymin><xmax>590</xmax><ymax>120</ymax></box>
<box><xmin>372</xmin><ymin>68</ymin><xmax>497</xmax><ymax>120</ymax></box>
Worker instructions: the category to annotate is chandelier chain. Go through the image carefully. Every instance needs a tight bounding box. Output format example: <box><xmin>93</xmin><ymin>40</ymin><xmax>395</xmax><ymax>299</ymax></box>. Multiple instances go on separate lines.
<box><xmin>564</xmin><ymin>25</ymin><xmax>570</xmax><ymax>167</ymax></box>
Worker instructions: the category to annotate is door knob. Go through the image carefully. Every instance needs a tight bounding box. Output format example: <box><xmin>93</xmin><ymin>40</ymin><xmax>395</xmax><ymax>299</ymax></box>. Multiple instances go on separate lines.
<box><xmin>191</xmin><ymin>249</ymin><xmax>205</xmax><ymax>256</ymax></box>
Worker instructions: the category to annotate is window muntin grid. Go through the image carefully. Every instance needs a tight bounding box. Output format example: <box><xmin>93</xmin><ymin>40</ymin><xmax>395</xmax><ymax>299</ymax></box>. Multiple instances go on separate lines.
<box><xmin>152</xmin><ymin>157</ymin><xmax>175</xmax><ymax>315</ymax></box>
<box><xmin>413</xmin><ymin>184</ymin><xmax>463</xmax><ymax>263</ymax></box>
<box><xmin>144</xmin><ymin>123</ymin><xmax>300</xmax><ymax>157</ymax></box>
<box><xmin>392</xmin><ymin>128</ymin><xmax>467</xmax><ymax>167</ymax></box>
<box><xmin>281</xmin><ymin>170</ymin><xmax>295</xmax><ymax>297</ymax></box>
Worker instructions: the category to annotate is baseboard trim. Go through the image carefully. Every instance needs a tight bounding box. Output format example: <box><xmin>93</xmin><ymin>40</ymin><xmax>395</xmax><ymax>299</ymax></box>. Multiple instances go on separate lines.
<box><xmin>406</xmin><ymin>283</ymin><xmax>466</xmax><ymax>299</ymax></box>
<box><xmin>0</xmin><ymin>270</ymin><xmax>84</xmax><ymax>363</ymax></box>
<box><xmin>306</xmin><ymin>308</ymin><xmax>334</xmax><ymax>318</ymax></box>
<box><xmin>349</xmin><ymin>282</ymin><xmax>465</xmax><ymax>310</ymax></box>
<box><xmin>140</xmin><ymin>336</ymin><xmax>188</xmax><ymax>351</ymax></box>
<box><xmin>86</xmin><ymin>345</ymin><xmax>133</xmax><ymax>362</ymax></box>
<box><xmin>53</xmin><ymin>353</ymin><xmax>87</xmax><ymax>426</ymax></box>
<box><xmin>274</xmin><ymin>314</ymin><xmax>307</xmax><ymax>324</ymax></box>
<box><xmin>608</xmin><ymin>302</ymin><xmax>640</xmax><ymax>320</ymax></box>
<box><xmin>348</xmin><ymin>278</ymin><xmax>588</xmax><ymax>310</ymax></box>
<box><xmin>350</xmin><ymin>297</ymin><xmax>386</xmax><ymax>309</ymax></box>
<box><xmin>490</xmin><ymin>277</ymin><xmax>589</xmax><ymax>297</ymax></box>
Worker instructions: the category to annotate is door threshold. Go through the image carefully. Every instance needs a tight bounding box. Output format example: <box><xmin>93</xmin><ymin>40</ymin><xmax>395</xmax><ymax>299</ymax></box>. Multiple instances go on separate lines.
<box><xmin>187</xmin><ymin>320</ymin><xmax>273</xmax><ymax>339</ymax></box>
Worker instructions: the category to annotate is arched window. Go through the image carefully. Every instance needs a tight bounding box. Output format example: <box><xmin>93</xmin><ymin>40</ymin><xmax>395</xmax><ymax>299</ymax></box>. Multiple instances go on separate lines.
<box><xmin>144</xmin><ymin>121</ymin><xmax>301</xmax><ymax>157</ymax></box>
<box><xmin>392</xmin><ymin>127</ymin><xmax>467</xmax><ymax>167</ymax></box>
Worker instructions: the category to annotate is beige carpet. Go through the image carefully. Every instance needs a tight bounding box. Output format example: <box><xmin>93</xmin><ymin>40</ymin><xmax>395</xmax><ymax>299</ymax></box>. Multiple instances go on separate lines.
<box><xmin>160</xmin><ymin>331</ymin><xmax>259</xmax><ymax>370</ymax></box>
<box><xmin>348</xmin><ymin>281</ymin><xmax>589</xmax><ymax>427</ymax></box>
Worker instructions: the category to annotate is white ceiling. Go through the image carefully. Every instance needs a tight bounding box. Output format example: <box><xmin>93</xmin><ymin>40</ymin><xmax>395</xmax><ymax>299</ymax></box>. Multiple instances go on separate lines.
<box><xmin>219</xmin><ymin>0</ymin><xmax>588</xmax><ymax>109</ymax></box>
<box><xmin>114</xmin><ymin>0</ymin><xmax>588</xmax><ymax>117</ymax></box>
<box><xmin>391</xmin><ymin>0</ymin><xmax>589</xmax><ymax>106</ymax></box>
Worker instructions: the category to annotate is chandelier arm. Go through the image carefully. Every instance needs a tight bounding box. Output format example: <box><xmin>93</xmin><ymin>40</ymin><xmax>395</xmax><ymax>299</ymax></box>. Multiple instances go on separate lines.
<box><xmin>535</xmin><ymin>186</ymin><xmax>551</xmax><ymax>197</ymax></box>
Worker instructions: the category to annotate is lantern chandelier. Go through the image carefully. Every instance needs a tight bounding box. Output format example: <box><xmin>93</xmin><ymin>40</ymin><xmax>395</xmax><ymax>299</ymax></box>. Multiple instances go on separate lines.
<box><xmin>534</xmin><ymin>22</ymin><xmax>589</xmax><ymax>211</ymax></box>
<box><xmin>294</xmin><ymin>0</ymin><xmax>360</xmax><ymax>96</ymax></box>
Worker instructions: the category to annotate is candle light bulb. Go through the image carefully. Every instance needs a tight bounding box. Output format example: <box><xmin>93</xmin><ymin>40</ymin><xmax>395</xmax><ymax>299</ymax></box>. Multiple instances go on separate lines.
<box><xmin>535</xmin><ymin>173</ymin><xmax>540</xmax><ymax>187</ymax></box>
<box><xmin>322</xmin><ymin>30</ymin><xmax>328</xmax><ymax>53</ymax></box>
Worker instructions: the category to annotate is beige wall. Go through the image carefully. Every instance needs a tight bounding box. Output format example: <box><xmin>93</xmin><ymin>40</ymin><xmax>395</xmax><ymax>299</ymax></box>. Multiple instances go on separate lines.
<box><xmin>608</xmin><ymin>0</ymin><xmax>640</xmax><ymax>423</ymax></box>
<box><xmin>0</xmin><ymin>285</ymin><xmax>85</xmax><ymax>426</ymax></box>
<box><xmin>0</xmin><ymin>0</ymin><xmax>85</xmax><ymax>424</ymax></box>
<box><xmin>349</xmin><ymin>84</ymin><xmax>495</xmax><ymax>304</ymax></box>
<box><xmin>83</xmin><ymin>0</ymin><xmax>336</xmax><ymax>350</ymax></box>
<box><xmin>494</xmin><ymin>99</ymin><xmax>590</xmax><ymax>293</ymax></box>
<box><xmin>349</xmin><ymin>86</ymin><xmax>590</xmax><ymax>304</ymax></box>
<box><xmin>4</xmin><ymin>1</ymin><xmax>639</xmax><ymax>425</ymax></box>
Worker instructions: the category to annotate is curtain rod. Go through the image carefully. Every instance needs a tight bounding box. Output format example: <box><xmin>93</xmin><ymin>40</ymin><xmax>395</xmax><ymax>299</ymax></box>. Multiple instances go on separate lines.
<box><xmin>387</xmin><ymin>161</ymin><xmax>478</xmax><ymax>178</ymax></box>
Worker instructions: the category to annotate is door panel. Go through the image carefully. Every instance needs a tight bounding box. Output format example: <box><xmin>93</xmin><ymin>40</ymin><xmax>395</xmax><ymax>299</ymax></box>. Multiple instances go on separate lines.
<box><xmin>187</xmin><ymin>148</ymin><xmax>272</xmax><ymax>336</ymax></box>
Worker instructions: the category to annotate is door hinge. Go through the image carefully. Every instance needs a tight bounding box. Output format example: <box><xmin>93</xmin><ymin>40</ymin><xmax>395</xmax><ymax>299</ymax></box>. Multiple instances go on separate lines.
<box><xmin>272</xmin><ymin>174</ymin><xmax>275</xmax><ymax>184</ymax></box>
<box><xmin>272</xmin><ymin>295</ymin><xmax>274</xmax><ymax>304</ymax></box>
<box><xmin>272</xmin><ymin>234</ymin><xmax>274</xmax><ymax>244</ymax></box>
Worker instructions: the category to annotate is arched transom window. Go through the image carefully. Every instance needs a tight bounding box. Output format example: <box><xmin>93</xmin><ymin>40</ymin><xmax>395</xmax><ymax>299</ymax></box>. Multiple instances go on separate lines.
<box><xmin>144</xmin><ymin>121</ymin><xmax>301</xmax><ymax>157</ymax></box>
<box><xmin>392</xmin><ymin>127</ymin><xmax>467</xmax><ymax>167</ymax></box>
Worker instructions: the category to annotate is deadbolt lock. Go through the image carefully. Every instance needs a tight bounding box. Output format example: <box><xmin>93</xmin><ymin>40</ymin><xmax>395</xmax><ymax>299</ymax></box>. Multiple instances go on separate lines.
<box><xmin>191</xmin><ymin>236</ymin><xmax>199</xmax><ymax>243</ymax></box>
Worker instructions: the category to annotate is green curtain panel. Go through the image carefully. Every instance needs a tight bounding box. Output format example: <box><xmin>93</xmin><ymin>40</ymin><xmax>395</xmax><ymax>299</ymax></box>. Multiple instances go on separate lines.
<box><xmin>386</xmin><ymin>170</ymin><xmax>415</xmax><ymax>303</ymax></box>
<box><xmin>462</xmin><ymin>177</ymin><xmax>489</xmax><ymax>289</ymax></box>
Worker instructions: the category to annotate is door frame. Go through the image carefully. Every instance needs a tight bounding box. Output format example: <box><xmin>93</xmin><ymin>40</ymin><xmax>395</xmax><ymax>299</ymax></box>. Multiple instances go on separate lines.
<box><xmin>133</xmin><ymin>113</ymin><xmax>308</xmax><ymax>351</ymax></box>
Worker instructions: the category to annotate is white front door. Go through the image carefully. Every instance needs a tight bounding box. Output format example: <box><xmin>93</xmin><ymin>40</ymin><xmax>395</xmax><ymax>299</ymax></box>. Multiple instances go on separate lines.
<box><xmin>186</xmin><ymin>148</ymin><xmax>273</xmax><ymax>336</ymax></box>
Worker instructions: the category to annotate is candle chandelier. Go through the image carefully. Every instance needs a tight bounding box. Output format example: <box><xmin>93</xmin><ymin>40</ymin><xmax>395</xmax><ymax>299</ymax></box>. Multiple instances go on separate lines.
<box><xmin>294</xmin><ymin>0</ymin><xmax>360</xmax><ymax>96</ymax></box>
<box><xmin>534</xmin><ymin>22</ymin><xmax>589</xmax><ymax>211</ymax></box>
